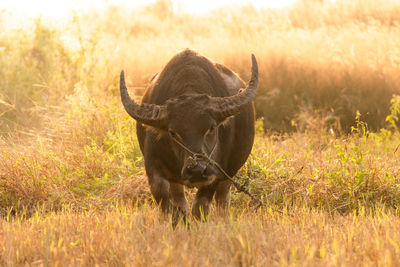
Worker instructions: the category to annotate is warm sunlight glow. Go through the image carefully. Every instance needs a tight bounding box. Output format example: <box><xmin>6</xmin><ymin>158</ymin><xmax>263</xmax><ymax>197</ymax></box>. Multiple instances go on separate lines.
<box><xmin>1</xmin><ymin>0</ymin><xmax>297</xmax><ymax>19</ymax></box>
<box><xmin>174</xmin><ymin>0</ymin><xmax>298</xmax><ymax>13</ymax></box>
<box><xmin>2</xmin><ymin>0</ymin><xmax>400</xmax><ymax>264</ymax></box>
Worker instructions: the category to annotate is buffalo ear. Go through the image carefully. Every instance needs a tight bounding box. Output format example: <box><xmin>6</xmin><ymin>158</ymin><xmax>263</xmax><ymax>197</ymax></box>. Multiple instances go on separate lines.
<box><xmin>140</xmin><ymin>123</ymin><xmax>170</xmax><ymax>141</ymax></box>
<box><xmin>213</xmin><ymin>113</ymin><xmax>235</xmax><ymax>127</ymax></box>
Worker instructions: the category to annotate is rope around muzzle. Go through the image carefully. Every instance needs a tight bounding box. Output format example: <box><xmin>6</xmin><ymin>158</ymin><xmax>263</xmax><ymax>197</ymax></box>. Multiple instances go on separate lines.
<box><xmin>168</xmin><ymin>132</ymin><xmax>280</xmax><ymax>213</ymax></box>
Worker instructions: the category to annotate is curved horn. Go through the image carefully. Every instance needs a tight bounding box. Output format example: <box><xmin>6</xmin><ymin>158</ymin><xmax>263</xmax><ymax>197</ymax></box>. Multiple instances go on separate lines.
<box><xmin>211</xmin><ymin>54</ymin><xmax>258</xmax><ymax>122</ymax></box>
<box><xmin>120</xmin><ymin>70</ymin><xmax>168</xmax><ymax>129</ymax></box>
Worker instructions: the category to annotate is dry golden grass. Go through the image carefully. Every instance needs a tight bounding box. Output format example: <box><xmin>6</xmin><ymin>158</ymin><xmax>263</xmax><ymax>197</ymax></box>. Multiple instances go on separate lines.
<box><xmin>2</xmin><ymin>129</ymin><xmax>400</xmax><ymax>265</ymax></box>
<box><xmin>2</xmin><ymin>0</ymin><xmax>400</xmax><ymax>265</ymax></box>
<box><xmin>2</xmin><ymin>206</ymin><xmax>400</xmax><ymax>266</ymax></box>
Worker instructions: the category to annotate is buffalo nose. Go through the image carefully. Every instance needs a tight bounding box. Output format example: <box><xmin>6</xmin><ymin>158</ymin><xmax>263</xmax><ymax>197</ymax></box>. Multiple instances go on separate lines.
<box><xmin>190</xmin><ymin>163</ymin><xmax>206</xmax><ymax>174</ymax></box>
<box><xmin>184</xmin><ymin>163</ymin><xmax>207</xmax><ymax>180</ymax></box>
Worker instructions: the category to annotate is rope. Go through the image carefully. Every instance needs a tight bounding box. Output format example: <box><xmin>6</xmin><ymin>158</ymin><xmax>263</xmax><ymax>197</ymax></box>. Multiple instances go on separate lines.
<box><xmin>168</xmin><ymin>132</ymin><xmax>286</xmax><ymax>214</ymax></box>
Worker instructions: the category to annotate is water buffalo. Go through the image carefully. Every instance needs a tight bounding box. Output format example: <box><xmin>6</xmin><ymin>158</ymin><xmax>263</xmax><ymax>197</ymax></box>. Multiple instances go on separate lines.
<box><xmin>120</xmin><ymin>49</ymin><xmax>258</xmax><ymax>223</ymax></box>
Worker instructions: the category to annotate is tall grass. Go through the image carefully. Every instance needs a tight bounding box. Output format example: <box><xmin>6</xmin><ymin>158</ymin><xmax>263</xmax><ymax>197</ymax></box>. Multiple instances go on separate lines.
<box><xmin>1</xmin><ymin>0</ymin><xmax>400</xmax><ymax>265</ymax></box>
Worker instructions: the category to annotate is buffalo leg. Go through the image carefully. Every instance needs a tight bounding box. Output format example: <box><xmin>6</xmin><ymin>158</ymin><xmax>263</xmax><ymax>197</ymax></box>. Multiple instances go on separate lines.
<box><xmin>148</xmin><ymin>171</ymin><xmax>171</xmax><ymax>214</ymax></box>
<box><xmin>170</xmin><ymin>182</ymin><xmax>189</xmax><ymax>227</ymax></box>
<box><xmin>215</xmin><ymin>180</ymin><xmax>232</xmax><ymax>215</ymax></box>
<box><xmin>192</xmin><ymin>185</ymin><xmax>216</xmax><ymax>221</ymax></box>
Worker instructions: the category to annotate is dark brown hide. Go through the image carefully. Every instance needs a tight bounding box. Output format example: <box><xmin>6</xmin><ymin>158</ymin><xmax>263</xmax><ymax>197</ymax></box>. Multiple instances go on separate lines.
<box><xmin>121</xmin><ymin>49</ymin><xmax>257</xmax><ymax>222</ymax></box>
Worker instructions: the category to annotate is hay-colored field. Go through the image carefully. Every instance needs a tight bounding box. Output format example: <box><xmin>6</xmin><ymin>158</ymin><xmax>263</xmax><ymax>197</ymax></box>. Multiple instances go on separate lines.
<box><xmin>1</xmin><ymin>0</ymin><xmax>400</xmax><ymax>265</ymax></box>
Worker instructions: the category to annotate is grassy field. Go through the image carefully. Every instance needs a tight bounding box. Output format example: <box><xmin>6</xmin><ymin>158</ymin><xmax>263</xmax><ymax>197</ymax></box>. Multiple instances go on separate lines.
<box><xmin>1</xmin><ymin>0</ymin><xmax>400</xmax><ymax>265</ymax></box>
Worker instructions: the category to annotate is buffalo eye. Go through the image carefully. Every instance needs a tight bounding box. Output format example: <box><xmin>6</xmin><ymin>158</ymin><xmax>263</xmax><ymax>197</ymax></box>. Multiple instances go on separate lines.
<box><xmin>206</xmin><ymin>124</ymin><xmax>217</xmax><ymax>136</ymax></box>
<box><xmin>209</xmin><ymin>124</ymin><xmax>216</xmax><ymax>132</ymax></box>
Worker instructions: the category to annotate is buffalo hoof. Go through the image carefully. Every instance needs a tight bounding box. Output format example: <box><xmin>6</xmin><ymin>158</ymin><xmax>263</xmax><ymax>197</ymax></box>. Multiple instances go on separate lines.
<box><xmin>172</xmin><ymin>207</ymin><xmax>190</xmax><ymax>229</ymax></box>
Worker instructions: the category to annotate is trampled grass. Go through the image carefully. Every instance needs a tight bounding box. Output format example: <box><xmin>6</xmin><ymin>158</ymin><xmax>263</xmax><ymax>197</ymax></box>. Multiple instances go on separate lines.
<box><xmin>1</xmin><ymin>0</ymin><xmax>400</xmax><ymax>265</ymax></box>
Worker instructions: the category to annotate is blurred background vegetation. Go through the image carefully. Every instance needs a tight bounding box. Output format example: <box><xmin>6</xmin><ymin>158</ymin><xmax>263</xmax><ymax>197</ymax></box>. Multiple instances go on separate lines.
<box><xmin>1</xmin><ymin>0</ymin><xmax>400</xmax><ymax>136</ymax></box>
